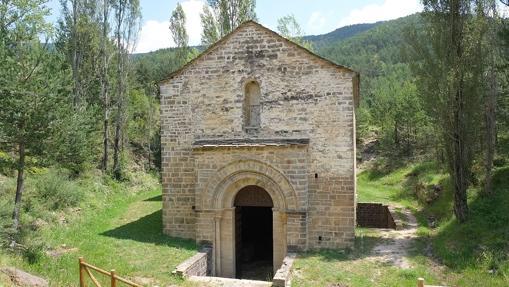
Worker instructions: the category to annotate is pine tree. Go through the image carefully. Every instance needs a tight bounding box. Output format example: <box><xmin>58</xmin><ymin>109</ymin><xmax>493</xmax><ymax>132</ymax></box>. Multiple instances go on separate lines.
<box><xmin>0</xmin><ymin>0</ymin><xmax>70</xmax><ymax>239</ymax></box>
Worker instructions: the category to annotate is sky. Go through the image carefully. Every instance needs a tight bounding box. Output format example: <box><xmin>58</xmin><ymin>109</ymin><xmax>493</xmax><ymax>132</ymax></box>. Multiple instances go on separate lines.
<box><xmin>45</xmin><ymin>0</ymin><xmax>425</xmax><ymax>53</ymax></box>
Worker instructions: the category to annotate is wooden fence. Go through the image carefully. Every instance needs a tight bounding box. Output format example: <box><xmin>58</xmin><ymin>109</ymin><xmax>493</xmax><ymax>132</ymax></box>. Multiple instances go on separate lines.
<box><xmin>418</xmin><ymin>277</ymin><xmax>446</xmax><ymax>287</ymax></box>
<box><xmin>79</xmin><ymin>257</ymin><xmax>142</xmax><ymax>287</ymax></box>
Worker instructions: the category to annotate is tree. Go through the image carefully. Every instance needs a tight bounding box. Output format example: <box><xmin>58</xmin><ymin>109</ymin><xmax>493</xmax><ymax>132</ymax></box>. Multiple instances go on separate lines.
<box><xmin>0</xmin><ymin>0</ymin><xmax>70</xmax><ymax>239</ymax></box>
<box><xmin>57</xmin><ymin>0</ymin><xmax>102</xmax><ymax>108</ymax></box>
<box><xmin>111</xmin><ymin>0</ymin><xmax>141</xmax><ymax>179</ymax></box>
<box><xmin>408</xmin><ymin>0</ymin><xmax>487</xmax><ymax>222</ymax></box>
<box><xmin>200</xmin><ymin>0</ymin><xmax>256</xmax><ymax>46</ymax></box>
<box><xmin>169</xmin><ymin>3</ymin><xmax>189</xmax><ymax>66</ymax></box>
<box><xmin>500</xmin><ymin>0</ymin><xmax>509</xmax><ymax>141</ymax></box>
<box><xmin>100</xmin><ymin>0</ymin><xmax>112</xmax><ymax>172</ymax></box>
<box><xmin>370</xmin><ymin>64</ymin><xmax>431</xmax><ymax>154</ymax></box>
<box><xmin>276</xmin><ymin>14</ymin><xmax>313</xmax><ymax>51</ymax></box>
<box><xmin>56</xmin><ymin>0</ymin><xmax>104</xmax><ymax>175</ymax></box>
<box><xmin>478</xmin><ymin>0</ymin><xmax>499</xmax><ymax>195</ymax></box>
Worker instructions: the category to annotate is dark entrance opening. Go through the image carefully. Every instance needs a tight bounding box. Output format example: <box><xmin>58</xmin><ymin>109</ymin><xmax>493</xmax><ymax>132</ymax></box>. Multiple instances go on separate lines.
<box><xmin>234</xmin><ymin>186</ymin><xmax>273</xmax><ymax>281</ymax></box>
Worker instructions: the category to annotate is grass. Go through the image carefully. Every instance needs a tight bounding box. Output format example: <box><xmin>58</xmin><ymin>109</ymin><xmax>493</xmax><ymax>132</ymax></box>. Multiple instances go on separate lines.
<box><xmin>0</xmin><ymin>169</ymin><xmax>197</xmax><ymax>286</ymax></box>
<box><xmin>2</xmin><ymin>151</ymin><xmax>508</xmax><ymax>286</ymax></box>
<box><xmin>292</xmin><ymin>229</ymin><xmax>439</xmax><ymax>287</ymax></box>
<box><xmin>294</xmin><ymin>160</ymin><xmax>509</xmax><ymax>287</ymax></box>
<box><xmin>357</xmin><ymin>160</ymin><xmax>447</xmax><ymax>208</ymax></box>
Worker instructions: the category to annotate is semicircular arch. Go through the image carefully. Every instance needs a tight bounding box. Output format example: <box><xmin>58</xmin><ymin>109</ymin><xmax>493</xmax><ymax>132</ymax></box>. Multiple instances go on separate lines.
<box><xmin>201</xmin><ymin>159</ymin><xmax>298</xmax><ymax>211</ymax></box>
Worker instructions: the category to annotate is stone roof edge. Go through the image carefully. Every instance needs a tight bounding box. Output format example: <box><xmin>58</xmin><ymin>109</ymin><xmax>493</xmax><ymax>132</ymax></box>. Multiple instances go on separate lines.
<box><xmin>158</xmin><ymin>20</ymin><xmax>359</xmax><ymax>84</ymax></box>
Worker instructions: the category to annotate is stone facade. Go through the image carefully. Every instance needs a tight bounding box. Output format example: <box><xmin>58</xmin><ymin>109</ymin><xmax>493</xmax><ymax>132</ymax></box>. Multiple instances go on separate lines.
<box><xmin>160</xmin><ymin>21</ymin><xmax>358</xmax><ymax>278</ymax></box>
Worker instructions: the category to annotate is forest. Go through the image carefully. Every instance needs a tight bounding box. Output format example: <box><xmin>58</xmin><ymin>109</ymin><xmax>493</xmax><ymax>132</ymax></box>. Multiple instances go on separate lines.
<box><xmin>1</xmin><ymin>0</ymin><xmax>509</xmax><ymax>286</ymax></box>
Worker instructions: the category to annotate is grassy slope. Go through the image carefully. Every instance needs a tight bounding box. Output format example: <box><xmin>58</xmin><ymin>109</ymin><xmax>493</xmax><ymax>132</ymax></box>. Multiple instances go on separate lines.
<box><xmin>293</xmin><ymin>161</ymin><xmax>509</xmax><ymax>287</ymax></box>
<box><xmin>292</xmin><ymin>228</ymin><xmax>439</xmax><ymax>287</ymax></box>
<box><xmin>0</xmin><ymin>171</ymin><xmax>196</xmax><ymax>286</ymax></box>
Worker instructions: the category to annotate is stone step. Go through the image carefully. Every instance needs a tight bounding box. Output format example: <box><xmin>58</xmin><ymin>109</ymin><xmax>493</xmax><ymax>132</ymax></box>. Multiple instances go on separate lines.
<box><xmin>188</xmin><ymin>275</ymin><xmax>272</xmax><ymax>287</ymax></box>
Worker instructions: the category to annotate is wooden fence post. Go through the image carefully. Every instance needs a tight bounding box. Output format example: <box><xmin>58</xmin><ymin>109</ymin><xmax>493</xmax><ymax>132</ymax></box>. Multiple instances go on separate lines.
<box><xmin>79</xmin><ymin>257</ymin><xmax>85</xmax><ymax>287</ymax></box>
<box><xmin>417</xmin><ymin>278</ymin><xmax>425</xmax><ymax>287</ymax></box>
<box><xmin>111</xmin><ymin>269</ymin><xmax>116</xmax><ymax>287</ymax></box>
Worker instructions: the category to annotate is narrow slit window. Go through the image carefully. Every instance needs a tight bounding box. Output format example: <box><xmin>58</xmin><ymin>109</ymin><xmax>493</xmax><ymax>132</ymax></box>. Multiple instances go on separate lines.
<box><xmin>244</xmin><ymin>81</ymin><xmax>261</xmax><ymax>129</ymax></box>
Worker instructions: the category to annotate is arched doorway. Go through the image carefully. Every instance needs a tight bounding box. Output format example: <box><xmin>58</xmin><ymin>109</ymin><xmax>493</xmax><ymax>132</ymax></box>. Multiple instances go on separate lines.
<box><xmin>234</xmin><ymin>186</ymin><xmax>273</xmax><ymax>280</ymax></box>
<box><xmin>206</xmin><ymin>161</ymin><xmax>298</xmax><ymax>279</ymax></box>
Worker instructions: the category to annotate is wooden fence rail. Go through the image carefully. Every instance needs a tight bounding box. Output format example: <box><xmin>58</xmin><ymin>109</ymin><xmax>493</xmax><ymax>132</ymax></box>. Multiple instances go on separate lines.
<box><xmin>418</xmin><ymin>277</ymin><xmax>446</xmax><ymax>287</ymax></box>
<box><xmin>79</xmin><ymin>257</ymin><xmax>142</xmax><ymax>287</ymax></box>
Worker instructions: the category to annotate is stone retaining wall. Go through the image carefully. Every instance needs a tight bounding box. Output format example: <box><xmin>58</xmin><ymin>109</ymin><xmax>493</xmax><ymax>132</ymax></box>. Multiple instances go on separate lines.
<box><xmin>173</xmin><ymin>247</ymin><xmax>212</xmax><ymax>277</ymax></box>
<box><xmin>273</xmin><ymin>253</ymin><xmax>296</xmax><ymax>287</ymax></box>
<box><xmin>356</xmin><ymin>203</ymin><xmax>396</xmax><ymax>229</ymax></box>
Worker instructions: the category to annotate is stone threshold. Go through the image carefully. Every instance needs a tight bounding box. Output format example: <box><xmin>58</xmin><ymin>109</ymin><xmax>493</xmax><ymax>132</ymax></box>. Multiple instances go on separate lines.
<box><xmin>188</xmin><ymin>275</ymin><xmax>272</xmax><ymax>287</ymax></box>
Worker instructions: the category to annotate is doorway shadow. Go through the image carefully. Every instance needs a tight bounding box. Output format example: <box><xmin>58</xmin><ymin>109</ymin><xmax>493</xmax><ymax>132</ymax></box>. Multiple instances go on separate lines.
<box><xmin>101</xmin><ymin>209</ymin><xmax>196</xmax><ymax>250</ymax></box>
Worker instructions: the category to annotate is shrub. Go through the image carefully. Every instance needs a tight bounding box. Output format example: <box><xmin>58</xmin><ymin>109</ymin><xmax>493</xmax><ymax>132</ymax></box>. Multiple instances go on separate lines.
<box><xmin>33</xmin><ymin>170</ymin><xmax>84</xmax><ymax>210</ymax></box>
<box><xmin>21</xmin><ymin>239</ymin><xmax>46</xmax><ymax>264</ymax></box>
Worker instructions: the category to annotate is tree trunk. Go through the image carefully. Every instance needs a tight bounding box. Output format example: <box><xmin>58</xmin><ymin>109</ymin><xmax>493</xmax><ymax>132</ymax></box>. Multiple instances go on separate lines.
<box><xmin>113</xmin><ymin>1</ymin><xmax>124</xmax><ymax>180</ymax></box>
<box><xmin>450</xmin><ymin>0</ymin><xmax>468</xmax><ymax>223</ymax></box>
<box><xmin>451</xmin><ymin>81</ymin><xmax>469</xmax><ymax>223</ymax></box>
<box><xmin>113</xmin><ymin>113</ymin><xmax>122</xmax><ymax>179</ymax></box>
<box><xmin>100</xmin><ymin>0</ymin><xmax>109</xmax><ymax>172</ymax></box>
<box><xmin>484</xmin><ymin>62</ymin><xmax>497</xmax><ymax>195</ymax></box>
<box><xmin>71</xmin><ymin>0</ymin><xmax>81</xmax><ymax>107</ymax></box>
<box><xmin>12</xmin><ymin>141</ymin><xmax>26</xmax><ymax>235</ymax></box>
<box><xmin>394</xmin><ymin>120</ymin><xmax>399</xmax><ymax>147</ymax></box>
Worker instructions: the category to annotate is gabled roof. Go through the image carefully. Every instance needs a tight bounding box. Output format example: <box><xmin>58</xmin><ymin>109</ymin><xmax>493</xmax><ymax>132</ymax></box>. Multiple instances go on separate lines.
<box><xmin>159</xmin><ymin>20</ymin><xmax>359</xmax><ymax>84</ymax></box>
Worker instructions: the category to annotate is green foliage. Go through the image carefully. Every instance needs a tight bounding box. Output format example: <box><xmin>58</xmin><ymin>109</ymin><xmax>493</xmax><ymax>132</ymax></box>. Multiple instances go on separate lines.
<box><xmin>370</xmin><ymin>64</ymin><xmax>433</xmax><ymax>154</ymax></box>
<box><xmin>276</xmin><ymin>14</ymin><xmax>314</xmax><ymax>51</ymax></box>
<box><xmin>21</xmin><ymin>240</ymin><xmax>45</xmax><ymax>264</ymax></box>
<box><xmin>127</xmin><ymin>88</ymin><xmax>159</xmax><ymax>169</ymax></box>
<box><xmin>56</xmin><ymin>0</ymin><xmax>103</xmax><ymax>106</ymax></box>
<box><xmin>200</xmin><ymin>0</ymin><xmax>256</xmax><ymax>46</ymax></box>
<box><xmin>314</xmin><ymin>15</ymin><xmax>432</xmax><ymax>156</ymax></box>
<box><xmin>32</xmin><ymin>169</ymin><xmax>84</xmax><ymax>210</ymax></box>
<box><xmin>0</xmin><ymin>171</ymin><xmax>193</xmax><ymax>286</ymax></box>
<box><xmin>0</xmin><ymin>1</ymin><xmax>84</xmax><ymax>172</ymax></box>
<box><xmin>303</xmin><ymin>22</ymin><xmax>382</xmax><ymax>50</ymax></box>
<box><xmin>48</xmin><ymin>107</ymin><xmax>101</xmax><ymax>175</ymax></box>
<box><xmin>432</xmin><ymin>166</ymin><xmax>509</xmax><ymax>280</ymax></box>
<box><xmin>169</xmin><ymin>3</ymin><xmax>189</xmax><ymax>66</ymax></box>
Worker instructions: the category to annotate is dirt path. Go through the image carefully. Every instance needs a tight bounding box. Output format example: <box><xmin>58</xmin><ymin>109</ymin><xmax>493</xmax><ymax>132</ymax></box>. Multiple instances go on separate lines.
<box><xmin>368</xmin><ymin>207</ymin><xmax>419</xmax><ymax>269</ymax></box>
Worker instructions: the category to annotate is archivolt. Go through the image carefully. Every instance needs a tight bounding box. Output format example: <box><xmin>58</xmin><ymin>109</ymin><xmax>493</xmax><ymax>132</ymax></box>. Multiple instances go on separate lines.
<box><xmin>201</xmin><ymin>159</ymin><xmax>298</xmax><ymax>211</ymax></box>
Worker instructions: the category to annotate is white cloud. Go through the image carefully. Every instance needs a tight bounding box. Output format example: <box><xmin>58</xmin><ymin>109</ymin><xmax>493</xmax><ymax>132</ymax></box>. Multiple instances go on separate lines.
<box><xmin>500</xmin><ymin>3</ymin><xmax>509</xmax><ymax>18</ymax></box>
<box><xmin>307</xmin><ymin>11</ymin><xmax>327</xmax><ymax>35</ymax></box>
<box><xmin>135</xmin><ymin>0</ymin><xmax>205</xmax><ymax>53</ymax></box>
<box><xmin>337</xmin><ymin>0</ymin><xmax>422</xmax><ymax>28</ymax></box>
<box><xmin>136</xmin><ymin>20</ymin><xmax>173</xmax><ymax>53</ymax></box>
<box><xmin>181</xmin><ymin>0</ymin><xmax>205</xmax><ymax>46</ymax></box>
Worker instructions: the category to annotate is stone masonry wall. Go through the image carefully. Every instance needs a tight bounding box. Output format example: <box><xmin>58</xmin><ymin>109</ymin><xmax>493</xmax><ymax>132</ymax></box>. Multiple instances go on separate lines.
<box><xmin>193</xmin><ymin>145</ymin><xmax>308</xmax><ymax>250</ymax></box>
<box><xmin>160</xmin><ymin>22</ymin><xmax>356</xmax><ymax>249</ymax></box>
<box><xmin>173</xmin><ymin>247</ymin><xmax>212</xmax><ymax>277</ymax></box>
<box><xmin>356</xmin><ymin>203</ymin><xmax>396</xmax><ymax>229</ymax></box>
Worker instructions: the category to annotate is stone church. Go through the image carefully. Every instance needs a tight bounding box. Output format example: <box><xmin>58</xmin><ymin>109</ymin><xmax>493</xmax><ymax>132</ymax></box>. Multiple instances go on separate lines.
<box><xmin>160</xmin><ymin>21</ymin><xmax>359</xmax><ymax>279</ymax></box>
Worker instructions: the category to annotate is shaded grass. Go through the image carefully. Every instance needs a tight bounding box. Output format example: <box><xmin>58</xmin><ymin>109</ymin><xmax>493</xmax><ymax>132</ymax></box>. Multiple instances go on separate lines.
<box><xmin>431</xmin><ymin>167</ymin><xmax>509</xmax><ymax>282</ymax></box>
<box><xmin>1</xmin><ymin>183</ymin><xmax>196</xmax><ymax>286</ymax></box>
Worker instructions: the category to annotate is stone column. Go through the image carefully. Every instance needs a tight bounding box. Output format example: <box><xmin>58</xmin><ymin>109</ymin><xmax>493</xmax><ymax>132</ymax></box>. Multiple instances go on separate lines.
<box><xmin>273</xmin><ymin>209</ymin><xmax>287</xmax><ymax>273</ymax></box>
<box><xmin>213</xmin><ymin>212</ymin><xmax>222</xmax><ymax>276</ymax></box>
<box><xmin>219</xmin><ymin>208</ymin><xmax>236</xmax><ymax>278</ymax></box>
